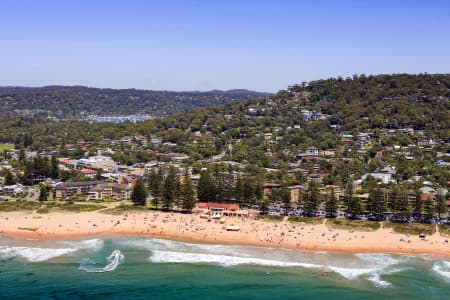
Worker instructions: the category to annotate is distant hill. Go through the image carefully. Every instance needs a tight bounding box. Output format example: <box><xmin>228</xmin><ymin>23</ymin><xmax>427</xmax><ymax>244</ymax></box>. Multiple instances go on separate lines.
<box><xmin>0</xmin><ymin>86</ymin><xmax>270</xmax><ymax>118</ymax></box>
<box><xmin>0</xmin><ymin>74</ymin><xmax>448</xmax><ymax>151</ymax></box>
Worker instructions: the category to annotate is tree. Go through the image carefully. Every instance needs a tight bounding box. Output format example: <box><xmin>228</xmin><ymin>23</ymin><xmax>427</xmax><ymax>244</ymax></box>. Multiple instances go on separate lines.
<box><xmin>254</xmin><ymin>180</ymin><xmax>263</xmax><ymax>202</ymax></box>
<box><xmin>280</xmin><ymin>187</ymin><xmax>291</xmax><ymax>216</ymax></box>
<box><xmin>436</xmin><ymin>194</ymin><xmax>448</xmax><ymax>220</ymax></box>
<box><xmin>197</xmin><ymin>169</ymin><xmax>215</xmax><ymax>202</ymax></box>
<box><xmin>223</xmin><ymin>166</ymin><xmax>235</xmax><ymax>201</ymax></box>
<box><xmin>345</xmin><ymin>184</ymin><xmax>362</xmax><ymax>220</ymax></box>
<box><xmin>423</xmin><ymin>196</ymin><xmax>435</xmax><ymax>223</ymax></box>
<box><xmin>343</xmin><ymin>183</ymin><xmax>353</xmax><ymax>213</ymax></box>
<box><xmin>174</xmin><ymin>170</ymin><xmax>182</xmax><ymax>208</ymax></box>
<box><xmin>50</xmin><ymin>156</ymin><xmax>59</xmax><ymax>179</ymax></box>
<box><xmin>212</xmin><ymin>164</ymin><xmax>225</xmax><ymax>201</ymax></box>
<box><xmin>4</xmin><ymin>170</ymin><xmax>16</xmax><ymax>185</ymax></box>
<box><xmin>413</xmin><ymin>189</ymin><xmax>423</xmax><ymax>220</ymax></box>
<box><xmin>234</xmin><ymin>175</ymin><xmax>244</xmax><ymax>201</ymax></box>
<box><xmin>396</xmin><ymin>189</ymin><xmax>411</xmax><ymax>221</ymax></box>
<box><xmin>389</xmin><ymin>187</ymin><xmax>400</xmax><ymax>217</ymax></box>
<box><xmin>95</xmin><ymin>169</ymin><xmax>102</xmax><ymax>180</ymax></box>
<box><xmin>23</xmin><ymin>132</ymin><xmax>33</xmax><ymax>147</ymax></box>
<box><xmin>148</xmin><ymin>169</ymin><xmax>162</xmax><ymax>209</ymax></box>
<box><xmin>39</xmin><ymin>184</ymin><xmax>49</xmax><ymax>201</ymax></box>
<box><xmin>131</xmin><ymin>178</ymin><xmax>147</xmax><ymax>206</ymax></box>
<box><xmin>243</xmin><ymin>176</ymin><xmax>256</xmax><ymax>204</ymax></box>
<box><xmin>162</xmin><ymin>166</ymin><xmax>177</xmax><ymax>210</ymax></box>
<box><xmin>347</xmin><ymin>195</ymin><xmax>363</xmax><ymax>220</ymax></box>
<box><xmin>367</xmin><ymin>187</ymin><xmax>386</xmax><ymax>221</ymax></box>
<box><xmin>260</xmin><ymin>196</ymin><xmax>269</xmax><ymax>215</ymax></box>
<box><xmin>21</xmin><ymin>160</ymin><xmax>34</xmax><ymax>185</ymax></box>
<box><xmin>181</xmin><ymin>176</ymin><xmax>196</xmax><ymax>212</ymax></box>
<box><xmin>18</xmin><ymin>148</ymin><xmax>26</xmax><ymax>163</ymax></box>
<box><xmin>325</xmin><ymin>189</ymin><xmax>338</xmax><ymax>218</ymax></box>
<box><xmin>304</xmin><ymin>181</ymin><xmax>320</xmax><ymax>217</ymax></box>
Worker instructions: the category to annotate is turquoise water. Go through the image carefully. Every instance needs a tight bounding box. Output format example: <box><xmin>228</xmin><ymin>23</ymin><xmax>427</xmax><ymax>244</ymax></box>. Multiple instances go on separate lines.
<box><xmin>0</xmin><ymin>236</ymin><xmax>449</xmax><ymax>299</ymax></box>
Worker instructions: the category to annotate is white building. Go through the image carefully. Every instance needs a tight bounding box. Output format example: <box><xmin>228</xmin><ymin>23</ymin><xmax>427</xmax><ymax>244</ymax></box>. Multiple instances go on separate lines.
<box><xmin>361</xmin><ymin>173</ymin><xmax>396</xmax><ymax>184</ymax></box>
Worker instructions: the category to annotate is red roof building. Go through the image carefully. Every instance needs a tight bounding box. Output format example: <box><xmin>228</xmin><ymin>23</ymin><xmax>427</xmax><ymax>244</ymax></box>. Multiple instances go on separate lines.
<box><xmin>81</xmin><ymin>168</ymin><xmax>96</xmax><ymax>174</ymax></box>
<box><xmin>197</xmin><ymin>202</ymin><xmax>239</xmax><ymax>211</ymax></box>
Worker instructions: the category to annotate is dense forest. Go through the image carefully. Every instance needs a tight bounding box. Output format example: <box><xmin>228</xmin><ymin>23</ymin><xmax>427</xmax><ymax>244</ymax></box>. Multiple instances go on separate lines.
<box><xmin>287</xmin><ymin>73</ymin><xmax>450</xmax><ymax>134</ymax></box>
<box><xmin>0</xmin><ymin>86</ymin><xmax>270</xmax><ymax>118</ymax></box>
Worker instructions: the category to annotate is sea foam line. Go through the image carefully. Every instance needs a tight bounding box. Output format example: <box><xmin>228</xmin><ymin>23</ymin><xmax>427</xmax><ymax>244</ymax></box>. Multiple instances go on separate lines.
<box><xmin>59</xmin><ymin>238</ymin><xmax>104</xmax><ymax>250</ymax></box>
<box><xmin>79</xmin><ymin>250</ymin><xmax>124</xmax><ymax>273</ymax></box>
<box><xmin>148</xmin><ymin>250</ymin><xmax>383</xmax><ymax>281</ymax></box>
<box><xmin>0</xmin><ymin>246</ymin><xmax>77</xmax><ymax>262</ymax></box>
<box><xmin>432</xmin><ymin>261</ymin><xmax>450</xmax><ymax>280</ymax></box>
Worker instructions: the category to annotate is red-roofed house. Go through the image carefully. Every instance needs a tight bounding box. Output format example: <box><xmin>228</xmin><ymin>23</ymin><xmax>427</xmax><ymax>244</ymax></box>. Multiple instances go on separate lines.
<box><xmin>198</xmin><ymin>202</ymin><xmax>239</xmax><ymax>211</ymax></box>
<box><xmin>81</xmin><ymin>168</ymin><xmax>97</xmax><ymax>179</ymax></box>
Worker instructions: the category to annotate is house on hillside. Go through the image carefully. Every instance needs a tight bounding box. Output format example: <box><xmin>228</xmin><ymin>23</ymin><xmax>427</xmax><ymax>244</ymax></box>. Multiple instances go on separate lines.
<box><xmin>263</xmin><ymin>182</ymin><xmax>281</xmax><ymax>195</ymax></box>
<box><xmin>287</xmin><ymin>185</ymin><xmax>307</xmax><ymax>203</ymax></box>
<box><xmin>361</xmin><ymin>173</ymin><xmax>396</xmax><ymax>185</ymax></box>
<box><xmin>81</xmin><ymin>168</ymin><xmax>97</xmax><ymax>179</ymax></box>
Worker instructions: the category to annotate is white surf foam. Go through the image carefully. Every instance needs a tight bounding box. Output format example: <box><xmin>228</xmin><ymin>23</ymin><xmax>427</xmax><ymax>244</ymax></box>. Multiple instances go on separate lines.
<box><xmin>124</xmin><ymin>237</ymin><xmax>409</xmax><ymax>286</ymax></box>
<box><xmin>79</xmin><ymin>250</ymin><xmax>124</xmax><ymax>273</ymax></box>
<box><xmin>147</xmin><ymin>246</ymin><xmax>416</xmax><ymax>288</ymax></box>
<box><xmin>149</xmin><ymin>249</ymin><xmax>388</xmax><ymax>283</ymax></box>
<box><xmin>0</xmin><ymin>246</ymin><xmax>77</xmax><ymax>262</ymax></box>
<box><xmin>354</xmin><ymin>253</ymin><xmax>403</xmax><ymax>266</ymax></box>
<box><xmin>368</xmin><ymin>274</ymin><xmax>391</xmax><ymax>288</ymax></box>
<box><xmin>149</xmin><ymin>250</ymin><xmax>320</xmax><ymax>268</ymax></box>
<box><xmin>432</xmin><ymin>261</ymin><xmax>450</xmax><ymax>280</ymax></box>
<box><xmin>117</xmin><ymin>238</ymin><xmax>256</xmax><ymax>257</ymax></box>
<box><xmin>0</xmin><ymin>238</ymin><xmax>104</xmax><ymax>263</ymax></box>
<box><xmin>327</xmin><ymin>266</ymin><xmax>377</xmax><ymax>280</ymax></box>
<box><xmin>59</xmin><ymin>239</ymin><xmax>104</xmax><ymax>250</ymax></box>
<box><xmin>353</xmin><ymin>253</ymin><xmax>411</xmax><ymax>287</ymax></box>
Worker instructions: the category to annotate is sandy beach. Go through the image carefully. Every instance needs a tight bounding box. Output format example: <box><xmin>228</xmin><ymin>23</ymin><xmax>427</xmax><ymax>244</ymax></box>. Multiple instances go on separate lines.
<box><xmin>0</xmin><ymin>210</ymin><xmax>449</xmax><ymax>258</ymax></box>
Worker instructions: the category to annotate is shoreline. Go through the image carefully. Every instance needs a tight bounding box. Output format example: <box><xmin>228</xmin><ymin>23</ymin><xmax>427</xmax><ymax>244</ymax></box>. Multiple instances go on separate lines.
<box><xmin>1</xmin><ymin>210</ymin><xmax>449</xmax><ymax>259</ymax></box>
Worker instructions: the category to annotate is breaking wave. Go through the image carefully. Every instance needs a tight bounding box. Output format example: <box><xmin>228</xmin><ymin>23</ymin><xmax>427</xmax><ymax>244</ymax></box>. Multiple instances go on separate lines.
<box><xmin>149</xmin><ymin>250</ymin><xmax>321</xmax><ymax>268</ymax></box>
<box><xmin>368</xmin><ymin>274</ymin><xmax>391</xmax><ymax>288</ymax></box>
<box><xmin>148</xmin><ymin>249</ymin><xmax>387</xmax><ymax>281</ymax></box>
<box><xmin>79</xmin><ymin>250</ymin><xmax>124</xmax><ymax>273</ymax></box>
<box><xmin>143</xmin><ymin>240</ymin><xmax>407</xmax><ymax>287</ymax></box>
<box><xmin>433</xmin><ymin>261</ymin><xmax>450</xmax><ymax>280</ymax></box>
<box><xmin>0</xmin><ymin>238</ymin><xmax>104</xmax><ymax>263</ymax></box>
<box><xmin>0</xmin><ymin>246</ymin><xmax>77</xmax><ymax>262</ymax></box>
<box><xmin>59</xmin><ymin>238</ymin><xmax>104</xmax><ymax>250</ymax></box>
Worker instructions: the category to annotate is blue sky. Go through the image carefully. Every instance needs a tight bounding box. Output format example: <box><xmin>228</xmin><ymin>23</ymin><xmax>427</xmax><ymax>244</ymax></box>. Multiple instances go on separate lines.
<box><xmin>0</xmin><ymin>0</ymin><xmax>449</xmax><ymax>92</ymax></box>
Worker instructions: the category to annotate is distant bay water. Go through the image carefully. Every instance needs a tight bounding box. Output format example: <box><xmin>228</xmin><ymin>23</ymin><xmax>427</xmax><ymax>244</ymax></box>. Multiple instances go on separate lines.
<box><xmin>0</xmin><ymin>235</ymin><xmax>449</xmax><ymax>299</ymax></box>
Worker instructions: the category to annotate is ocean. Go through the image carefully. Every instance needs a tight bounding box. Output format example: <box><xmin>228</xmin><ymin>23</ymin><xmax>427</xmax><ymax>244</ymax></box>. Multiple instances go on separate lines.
<box><xmin>0</xmin><ymin>235</ymin><xmax>449</xmax><ymax>299</ymax></box>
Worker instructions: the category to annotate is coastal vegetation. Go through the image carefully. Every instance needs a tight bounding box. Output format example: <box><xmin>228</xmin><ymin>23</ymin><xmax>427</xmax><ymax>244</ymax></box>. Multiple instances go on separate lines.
<box><xmin>257</xmin><ymin>215</ymin><xmax>284</xmax><ymax>222</ymax></box>
<box><xmin>384</xmin><ymin>222</ymin><xmax>436</xmax><ymax>235</ymax></box>
<box><xmin>439</xmin><ymin>225</ymin><xmax>450</xmax><ymax>237</ymax></box>
<box><xmin>0</xmin><ymin>200</ymin><xmax>105</xmax><ymax>213</ymax></box>
<box><xmin>44</xmin><ymin>202</ymin><xmax>106</xmax><ymax>212</ymax></box>
<box><xmin>0</xmin><ymin>201</ymin><xmax>41</xmax><ymax>211</ymax></box>
<box><xmin>288</xmin><ymin>217</ymin><xmax>323</xmax><ymax>224</ymax></box>
<box><xmin>0</xmin><ymin>143</ymin><xmax>14</xmax><ymax>152</ymax></box>
<box><xmin>100</xmin><ymin>204</ymin><xmax>148</xmax><ymax>215</ymax></box>
<box><xmin>327</xmin><ymin>219</ymin><xmax>381</xmax><ymax>231</ymax></box>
